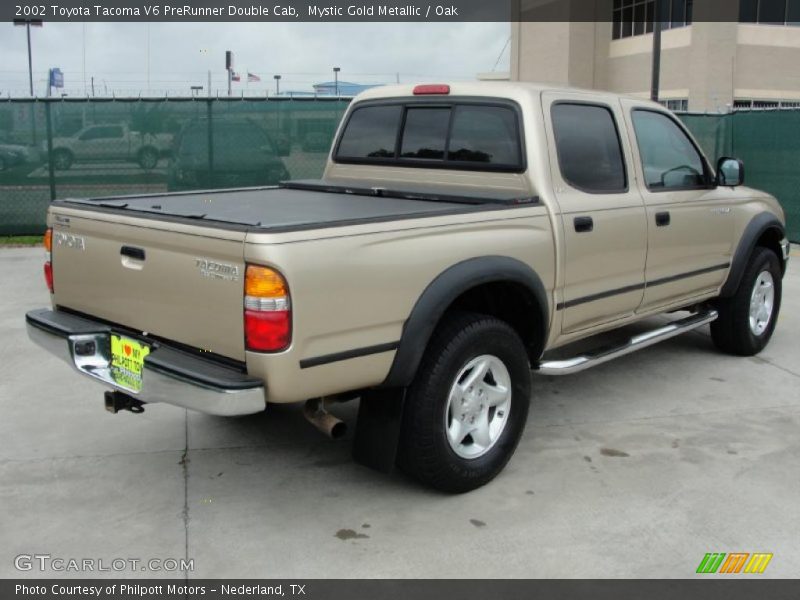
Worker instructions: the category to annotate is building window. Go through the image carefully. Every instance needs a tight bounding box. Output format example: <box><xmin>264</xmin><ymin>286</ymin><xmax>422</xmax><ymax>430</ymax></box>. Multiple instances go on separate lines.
<box><xmin>740</xmin><ymin>0</ymin><xmax>800</xmax><ymax>25</ymax></box>
<box><xmin>612</xmin><ymin>0</ymin><xmax>693</xmax><ymax>40</ymax></box>
<box><xmin>734</xmin><ymin>98</ymin><xmax>800</xmax><ymax>110</ymax></box>
<box><xmin>661</xmin><ymin>99</ymin><xmax>689</xmax><ymax>112</ymax></box>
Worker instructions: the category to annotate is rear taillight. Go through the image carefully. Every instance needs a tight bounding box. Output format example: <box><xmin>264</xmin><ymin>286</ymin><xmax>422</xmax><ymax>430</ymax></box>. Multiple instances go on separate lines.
<box><xmin>43</xmin><ymin>227</ymin><xmax>53</xmax><ymax>293</ymax></box>
<box><xmin>244</xmin><ymin>264</ymin><xmax>291</xmax><ymax>352</ymax></box>
<box><xmin>43</xmin><ymin>261</ymin><xmax>54</xmax><ymax>293</ymax></box>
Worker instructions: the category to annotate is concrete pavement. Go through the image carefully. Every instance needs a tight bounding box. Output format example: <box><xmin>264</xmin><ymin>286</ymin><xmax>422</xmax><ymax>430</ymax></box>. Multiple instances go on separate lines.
<box><xmin>1</xmin><ymin>246</ymin><xmax>798</xmax><ymax>579</ymax></box>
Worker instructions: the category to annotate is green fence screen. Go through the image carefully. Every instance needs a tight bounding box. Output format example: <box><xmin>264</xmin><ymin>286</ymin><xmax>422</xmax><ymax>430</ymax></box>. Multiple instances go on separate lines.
<box><xmin>0</xmin><ymin>97</ymin><xmax>349</xmax><ymax>235</ymax></box>
<box><xmin>679</xmin><ymin>110</ymin><xmax>800</xmax><ymax>242</ymax></box>
<box><xmin>1</xmin><ymin>99</ymin><xmax>798</xmax><ymax>242</ymax></box>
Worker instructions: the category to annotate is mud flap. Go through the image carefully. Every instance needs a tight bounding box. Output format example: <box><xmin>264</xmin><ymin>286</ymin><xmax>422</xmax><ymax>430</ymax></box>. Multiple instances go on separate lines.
<box><xmin>352</xmin><ymin>387</ymin><xmax>406</xmax><ymax>473</ymax></box>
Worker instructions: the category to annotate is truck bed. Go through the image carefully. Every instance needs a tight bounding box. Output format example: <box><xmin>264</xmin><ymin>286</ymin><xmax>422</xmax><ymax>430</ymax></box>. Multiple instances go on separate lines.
<box><xmin>52</xmin><ymin>180</ymin><xmax>537</xmax><ymax>233</ymax></box>
<box><xmin>46</xmin><ymin>180</ymin><xmax>537</xmax><ymax>362</ymax></box>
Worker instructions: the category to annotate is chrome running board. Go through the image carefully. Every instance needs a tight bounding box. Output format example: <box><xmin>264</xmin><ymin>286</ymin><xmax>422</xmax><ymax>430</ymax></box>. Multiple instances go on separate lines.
<box><xmin>536</xmin><ymin>310</ymin><xmax>718</xmax><ymax>376</ymax></box>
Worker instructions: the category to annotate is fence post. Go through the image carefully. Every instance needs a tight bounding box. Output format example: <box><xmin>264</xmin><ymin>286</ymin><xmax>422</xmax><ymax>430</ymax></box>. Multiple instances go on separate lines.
<box><xmin>44</xmin><ymin>100</ymin><xmax>56</xmax><ymax>201</ymax></box>
<box><xmin>206</xmin><ymin>98</ymin><xmax>214</xmax><ymax>182</ymax></box>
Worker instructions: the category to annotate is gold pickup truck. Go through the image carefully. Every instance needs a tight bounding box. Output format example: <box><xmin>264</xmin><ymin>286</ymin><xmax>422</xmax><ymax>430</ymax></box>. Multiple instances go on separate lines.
<box><xmin>26</xmin><ymin>83</ymin><xmax>790</xmax><ymax>492</ymax></box>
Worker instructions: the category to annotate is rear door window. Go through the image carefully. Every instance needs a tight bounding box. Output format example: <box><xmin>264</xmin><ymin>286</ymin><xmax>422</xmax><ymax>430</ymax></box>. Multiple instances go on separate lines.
<box><xmin>551</xmin><ymin>103</ymin><xmax>627</xmax><ymax>193</ymax></box>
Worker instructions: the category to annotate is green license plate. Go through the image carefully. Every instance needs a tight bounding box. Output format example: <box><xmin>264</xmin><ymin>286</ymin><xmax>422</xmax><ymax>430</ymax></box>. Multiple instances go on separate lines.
<box><xmin>110</xmin><ymin>335</ymin><xmax>151</xmax><ymax>393</ymax></box>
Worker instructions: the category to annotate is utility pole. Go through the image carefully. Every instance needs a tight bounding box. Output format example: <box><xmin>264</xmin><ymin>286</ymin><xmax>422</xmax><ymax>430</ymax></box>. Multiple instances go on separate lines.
<box><xmin>145</xmin><ymin>23</ymin><xmax>151</xmax><ymax>95</ymax></box>
<box><xmin>82</xmin><ymin>23</ymin><xmax>87</xmax><ymax>95</ymax></box>
<box><xmin>14</xmin><ymin>19</ymin><xmax>42</xmax><ymax>96</ymax></box>
<box><xmin>226</xmin><ymin>51</ymin><xmax>234</xmax><ymax>97</ymax></box>
<box><xmin>14</xmin><ymin>18</ymin><xmax>43</xmax><ymax>145</ymax></box>
<box><xmin>27</xmin><ymin>23</ymin><xmax>33</xmax><ymax>95</ymax></box>
<box><xmin>91</xmin><ymin>76</ymin><xmax>95</xmax><ymax>97</ymax></box>
<box><xmin>333</xmin><ymin>66</ymin><xmax>340</xmax><ymax>96</ymax></box>
<box><xmin>651</xmin><ymin>0</ymin><xmax>665</xmax><ymax>103</ymax></box>
<box><xmin>274</xmin><ymin>74</ymin><xmax>281</xmax><ymax>96</ymax></box>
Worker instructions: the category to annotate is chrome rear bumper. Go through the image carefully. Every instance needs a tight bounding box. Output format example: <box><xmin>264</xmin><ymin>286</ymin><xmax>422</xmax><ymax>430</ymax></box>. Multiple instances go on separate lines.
<box><xmin>26</xmin><ymin>308</ymin><xmax>266</xmax><ymax>416</ymax></box>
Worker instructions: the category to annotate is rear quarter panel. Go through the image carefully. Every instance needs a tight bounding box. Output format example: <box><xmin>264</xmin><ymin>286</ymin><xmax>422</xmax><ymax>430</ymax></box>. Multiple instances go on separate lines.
<box><xmin>244</xmin><ymin>207</ymin><xmax>554</xmax><ymax>403</ymax></box>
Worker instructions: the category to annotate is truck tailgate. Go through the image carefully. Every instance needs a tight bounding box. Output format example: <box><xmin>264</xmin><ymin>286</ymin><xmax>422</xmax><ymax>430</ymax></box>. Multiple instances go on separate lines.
<box><xmin>50</xmin><ymin>211</ymin><xmax>247</xmax><ymax>361</ymax></box>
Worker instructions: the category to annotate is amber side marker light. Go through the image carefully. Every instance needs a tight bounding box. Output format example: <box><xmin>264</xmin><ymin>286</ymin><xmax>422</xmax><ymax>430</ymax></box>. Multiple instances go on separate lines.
<box><xmin>244</xmin><ymin>265</ymin><xmax>291</xmax><ymax>352</ymax></box>
<box><xmin>43</xmin><ymin>228</ymin><xmax>54</xmax><ymax>293</ymax></box>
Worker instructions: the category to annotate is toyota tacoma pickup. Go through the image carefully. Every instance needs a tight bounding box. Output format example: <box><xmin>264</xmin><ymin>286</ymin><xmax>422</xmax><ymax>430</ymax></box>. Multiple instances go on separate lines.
<box><xmin>48</xmin><ymin>123</ymin><xmax>172</xmax><ymax>170</ymax></box>
<box><xmin>27</xmin><ymin>83</ymin><xmax>790</xmax><ymax>492</ymax></box>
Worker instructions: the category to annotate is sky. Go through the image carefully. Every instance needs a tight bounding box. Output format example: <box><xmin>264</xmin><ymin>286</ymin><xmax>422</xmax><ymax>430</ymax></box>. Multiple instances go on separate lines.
<box><xmin>0</xmin><ymin>21</ymin><xmax>511</xmax><ymax>97</ymax></box>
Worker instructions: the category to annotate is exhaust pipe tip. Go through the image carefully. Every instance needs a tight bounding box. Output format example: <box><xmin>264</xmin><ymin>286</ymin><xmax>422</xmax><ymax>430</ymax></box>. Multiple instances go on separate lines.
<box><xmin>329</xmin><ymin>419</ymin><xmax>347</xmax><ymax>440</ymax></box>
<box><xmin>304</xmin><ymin>399</ymin><xmax>347</xmax><ymax>439</ymax></box>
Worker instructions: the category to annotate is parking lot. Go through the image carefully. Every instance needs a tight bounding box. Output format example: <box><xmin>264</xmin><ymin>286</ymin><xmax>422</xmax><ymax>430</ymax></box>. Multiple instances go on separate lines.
<box><xmin>1</xmin><ymin>245</ymin><xmax>798</xmax><ymax>579</ymax></box>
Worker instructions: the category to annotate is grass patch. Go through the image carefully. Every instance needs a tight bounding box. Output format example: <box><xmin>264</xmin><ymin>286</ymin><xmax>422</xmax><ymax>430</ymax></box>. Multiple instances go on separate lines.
<box><xmin>0</xmin><ymin>235</ymin><xmax>43</xmax><ymax>246</ymax></box>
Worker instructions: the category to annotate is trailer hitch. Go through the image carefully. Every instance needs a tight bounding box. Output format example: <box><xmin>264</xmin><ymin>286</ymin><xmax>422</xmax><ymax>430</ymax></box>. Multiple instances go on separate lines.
<box><xmin>104</xmin><ymin>390</ymin><xmax>146</xmax><ymax>414</ymax></box>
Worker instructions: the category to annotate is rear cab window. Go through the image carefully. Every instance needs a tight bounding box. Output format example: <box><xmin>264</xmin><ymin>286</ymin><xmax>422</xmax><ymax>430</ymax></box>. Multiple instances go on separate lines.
<box><xmin>336</xmin><ymin>105</ymin><xmax>402</xmax><ymax>159</ymax></box>
<box><xmin>334</xmin><ymin>99</ymin><xmax>524</xmax><ymax>172</ymax></box>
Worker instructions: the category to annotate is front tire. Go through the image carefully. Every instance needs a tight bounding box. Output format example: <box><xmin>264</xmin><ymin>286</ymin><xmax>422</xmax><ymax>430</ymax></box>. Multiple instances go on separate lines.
<box><xmin>396</xmin><ymin>312</ymin><xmax>532</xmax><ymax>493</ymax></box>
<box><xmin>711</xmin><ymin>247</ymin><xmax>782</xmax><ymax>356</ymax></box>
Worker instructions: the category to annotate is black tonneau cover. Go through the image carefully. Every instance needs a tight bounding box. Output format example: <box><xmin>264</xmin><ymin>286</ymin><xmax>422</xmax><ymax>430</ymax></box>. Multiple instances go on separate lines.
<box><xmin>54</xmin><ymin>179</ymin><xmax>537</xmax><ymax>233</ymax></box>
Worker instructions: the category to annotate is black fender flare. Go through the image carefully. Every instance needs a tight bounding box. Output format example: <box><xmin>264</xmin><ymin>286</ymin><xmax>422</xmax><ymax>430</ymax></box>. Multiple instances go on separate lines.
<box><xmin>720</xmin><ymin>212</ymin><xmax>785</xmax><ymax>298</ymax></box>
<box><xmin>381</xmin><ymin>256</ymin><xmax>550</xmax><ymax>388</ymax></box>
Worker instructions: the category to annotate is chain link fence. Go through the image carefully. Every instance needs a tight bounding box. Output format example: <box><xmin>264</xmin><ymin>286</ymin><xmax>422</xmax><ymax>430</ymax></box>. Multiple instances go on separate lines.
<box><xmin>0</xmin><ymin>97</ymin><xmax>350</xmax><ymax>235</ymax></box>
<box><xmin>1</xmin><ymin>99</ymin><xmax>798</xmax><ymax>241</ymax></box>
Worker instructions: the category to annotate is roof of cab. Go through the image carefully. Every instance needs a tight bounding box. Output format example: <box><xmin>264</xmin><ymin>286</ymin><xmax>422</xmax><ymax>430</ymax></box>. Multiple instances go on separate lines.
<box><xmin>352</xmin><ymin>81</ymin><xmax>661</xmax><ymax>109</ymax></box>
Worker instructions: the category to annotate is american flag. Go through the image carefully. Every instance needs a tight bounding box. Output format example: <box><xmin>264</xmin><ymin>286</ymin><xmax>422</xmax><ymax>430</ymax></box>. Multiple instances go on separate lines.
<box><xmin>230</xmin><ymin>71</ymin><xmax>241</xmax><ymax>82</ymax></box>
<box><xmin>247</xmin><ymin>72</ymin><xmax>261</xmax><ymax>82</ymax></box>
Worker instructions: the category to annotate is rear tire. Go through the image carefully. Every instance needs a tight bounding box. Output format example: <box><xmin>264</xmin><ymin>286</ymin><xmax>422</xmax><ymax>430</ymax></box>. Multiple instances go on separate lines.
<box><xmin>711</xmin><ymin>247</ymin><xmax>782</xmax><ymax>356</ymax></box>
<box><xmin>52</xmin><ymin>149</ymin><xmax>73</xmax><ymax>170</ymax></box>
<box><xmin>138</xmin><ymin>147</ymin><xmax>159</xmax><ymax>170</ymax></box>
<box><xmin>396</xmin><ymin>312</ymin><xmax>532</xmax><ymax>493</ymax></box>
